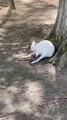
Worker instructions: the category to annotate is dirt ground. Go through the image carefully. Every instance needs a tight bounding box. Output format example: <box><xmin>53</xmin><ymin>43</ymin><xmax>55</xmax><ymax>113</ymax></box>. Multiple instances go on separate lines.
<box><xmin>0</xmin><ymin>0</ymin><xmax>67</xmax><ymax>120</ymax></box>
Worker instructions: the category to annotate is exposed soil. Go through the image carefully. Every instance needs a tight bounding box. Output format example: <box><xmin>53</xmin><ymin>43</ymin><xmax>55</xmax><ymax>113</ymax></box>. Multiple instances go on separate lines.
<box><xmin>0</xmin><ymin>0</ymin><xmax>67</xmax><ymax>120</ymax></box>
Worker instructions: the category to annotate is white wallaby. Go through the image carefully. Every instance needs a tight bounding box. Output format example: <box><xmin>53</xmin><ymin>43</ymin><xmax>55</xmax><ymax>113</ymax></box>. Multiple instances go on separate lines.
<box><xmin>30</xmin><ymin>40</ymin><xmax>55</xmax><ymax>64</ymax></box>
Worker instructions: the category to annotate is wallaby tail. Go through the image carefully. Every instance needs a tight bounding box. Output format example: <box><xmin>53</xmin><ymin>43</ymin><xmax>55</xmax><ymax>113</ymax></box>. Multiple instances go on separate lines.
<box><xmin>31</xmin><ymin>55</ymin><xmax>44</xmax><ymax>64</ymax></box>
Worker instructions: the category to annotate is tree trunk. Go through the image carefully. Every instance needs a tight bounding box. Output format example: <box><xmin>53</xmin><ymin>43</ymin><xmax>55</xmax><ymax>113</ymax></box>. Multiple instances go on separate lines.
<box><xmin>47</xmin><ymin>0</ymin><xmax>67</xmax><ymax>67</ymax></box>
<box><xmin>9</xmin><ymin>0</ymin><xmax>16</xmax><ymax>10</ymax></box>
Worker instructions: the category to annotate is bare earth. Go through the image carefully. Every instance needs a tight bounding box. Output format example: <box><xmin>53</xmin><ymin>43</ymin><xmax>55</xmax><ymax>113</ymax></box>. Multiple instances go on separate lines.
<box><xmin>0</xmin><ymin>0</ymin><xmax>67</xmax><ymax>120</ymax></box>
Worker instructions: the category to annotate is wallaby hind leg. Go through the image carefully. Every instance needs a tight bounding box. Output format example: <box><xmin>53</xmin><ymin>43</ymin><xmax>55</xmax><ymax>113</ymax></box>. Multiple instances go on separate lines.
<box><xmin>21</xmin><ymin>53</ymin><xmax>32</xmax><ymax>60</ymax></box>
<box><xmin>31</xmin><ymin>55</ymin><xmax>44</xmax><ymax>64</ymax></box>
<box><xmin>22</xmin><ymin>53</ymin><xmax>36</xmax><ymax>61</ymax></box>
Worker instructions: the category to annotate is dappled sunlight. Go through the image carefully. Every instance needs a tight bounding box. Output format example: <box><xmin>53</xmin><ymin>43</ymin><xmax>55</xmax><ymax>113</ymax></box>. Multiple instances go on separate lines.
<box><xmin>2</xmin><ymin>42</ymin><xmax>20</xmax><ymax>48</ymax></box>
<box><xmin>0</xmin><ymin>77</ymin><xmax>7</xmax><ymax>89</ymax></box>
<box><xmin>21</xmin><ymin>0</ymin><xmax>33</xmax><ymax>4</ymax></box>
<box><xmin>0</xmin><ymin>81</ymin><xmax>63</xmax><ymax>120</ymax></box>
<box><xmin>25</xmin><ymin>80</ymin><xmax>44</xmax><ymax>105</ymax></box>
<box><xmin>34</xmin><ymin>63</ymin><xmax>56</xmax><ymax>84</ymax></box>
<box><xmin>2</xmin><ymin>51</ymin><xmax>7</xmax><ymax>55</ymax></box>
<box><xmin>0</xmin><ymin>92</ymin><xmax>15</xmax><ymax>115</ymax></box>
<box><xmin>0</xmin><ymin>0</ymin><xmax>66</xmax><ymax>120</ymax></box>
<box><xmin>9</xmin><ymin>0</ymin><xmax>58</xmax><ymax>27</ymax></box>
<box><xmin>0</xmin><ymin>77</ymin><xmax>6</xmax><ymax>81</ymax></box>
<box><xmin>0</xmin><ymin>68</ymin><xmax>13</xmax><ymax>72</ymax></box>
<box><xmin>26</xmin><ymin>8</ymin><xmax>57</xmax><ymax>25</ymax></box>
<box><xmin>0</xmin><ymin>43</ymin><xmax>3</xmax><ymax>47</ymax></box>
<box><xmin>45</xmin><ymin>64</ymin><xmax>57</xmax><ymax>85</ymax></box>
<box><xmin>43</xmin><ymin>9</ymin><xmax>57</xmax><ymax>24</ymax></box>
<box><xmin>40</xmin><ymin>98</ymin><xmax>63</xmax><ymax>120</ymax></box>
<box><xmin>0</xmin><ymin>28</ymin><xmax>7</xmax><ymax>37</ymax></box>
<box><xmin>0</xmin><ymin>7</ymin><xmax>9</xmax><ymax>24</ymax></box>
<box><xmin>7</xmin><ymin>86</ymin><xmax>20</xmax><ymax>95</ymax></box>
<box><xmin>46</xmin><ymin>64</ymin><xmax>56</xmax><ymax>76</ymax></box>
<box><xmin>45</xmin><ymin>98</ymin><xmax>59</xmax><ymax>112</ymax></box>
<box><xmin>3</xmin><ymin>115</ymin><xmax>15</xmax><ymax>120</ymax></box>
<box><xmin>6</xmin><ymin>57</ymin><xmax>14</xmax><ymax>62</ymax></box>
<box><xmin>17</xmin><ymin>102</ymin><xmax>33</xmax><ymax>114</ymax></box>
<box><xmin>12</xmin><ymin>52</ymin><xmax>28</xmax><ymax>59</ymax></box>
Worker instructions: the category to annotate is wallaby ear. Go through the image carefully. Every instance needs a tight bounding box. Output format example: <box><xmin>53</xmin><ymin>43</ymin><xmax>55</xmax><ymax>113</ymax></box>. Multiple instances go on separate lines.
<box><xmin>31</xmin><ymin>41</ymin><xmax>36</xmax><ymax>51</ymax></box>
<box><xmin>32</xmin><ymin>41</ymin><xmax>36</xmax><ymax>46</ymax></box>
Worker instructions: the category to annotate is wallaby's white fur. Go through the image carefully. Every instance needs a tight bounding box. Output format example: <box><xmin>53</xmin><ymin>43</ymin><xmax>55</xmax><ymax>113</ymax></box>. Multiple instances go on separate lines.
<box><xmin>30</xmin><ymin>40</ymin><xmax>55</xmax><ymax>64</ymax></box>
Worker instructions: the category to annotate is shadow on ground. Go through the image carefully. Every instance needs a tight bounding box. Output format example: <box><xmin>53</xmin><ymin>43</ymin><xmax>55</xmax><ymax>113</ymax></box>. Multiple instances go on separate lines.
<box><xmin>0</xmin><ymin>0</ymin><xmax>67</xmax><ymax>120</ymax></box>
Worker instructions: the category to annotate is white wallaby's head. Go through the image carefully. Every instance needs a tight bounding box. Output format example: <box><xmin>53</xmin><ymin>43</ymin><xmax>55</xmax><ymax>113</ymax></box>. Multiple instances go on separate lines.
<box><xmin>30</xmin><ymin>41</ymin><xmax>36</xmax><ymax>51</ymax></box>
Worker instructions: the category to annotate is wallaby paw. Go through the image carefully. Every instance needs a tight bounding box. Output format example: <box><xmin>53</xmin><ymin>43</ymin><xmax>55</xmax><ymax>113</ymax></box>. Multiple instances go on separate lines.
<box><xmin>31</xmin><ymin>61</ymin><xmax>35</xmax><ymax>64</ymax></box>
